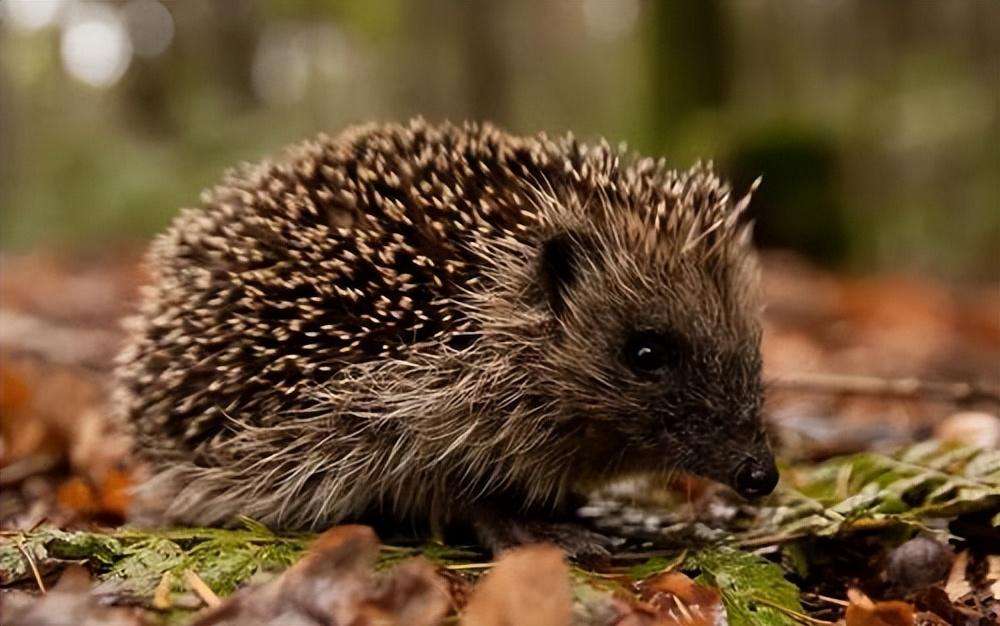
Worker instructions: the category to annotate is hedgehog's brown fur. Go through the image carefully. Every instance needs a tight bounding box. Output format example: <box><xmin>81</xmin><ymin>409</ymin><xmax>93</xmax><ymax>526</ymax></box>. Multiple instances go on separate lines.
<box><xmin>117</xmin><ymin>118</ymin><xmax>772</xmax><ymax>553</ymax></box>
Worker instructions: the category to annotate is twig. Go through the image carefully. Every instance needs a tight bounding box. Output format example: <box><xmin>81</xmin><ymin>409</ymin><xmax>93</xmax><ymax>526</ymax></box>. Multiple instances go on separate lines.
<box><xmin>183</xmin><ymin>569</ymin><xmax>221</xmax><ymax>608</ymax></box>
<box><xmin>674</xmin><ymin>595</ymin><xmax>694</xmax><ymax>623</ymax></box>
<box><xmin>737</xmin><ymin>531</ymin><xmax>807</xmax><ymax>549</ymax></box>
<box><xmin>443</xmin><ymin>561</ymin><xmax>495</xmax><ymax>571</ymax></box>
<box><xmin>16</xmin><ymin>540</ymin><xmax>46</xmax><ymax>594</ymax></box>
<box><xmin>153</xmin><ymin>571</ymin><xmax>173</xmax><ymax>610</ymax></box>
<box><xmin>809</xmin><ymin>593</ymin><xmax>850</xmax><ymax>607</ymax></box>
<box><xmin>610</xmin><ymin>549</ymin><xmax>687</xmax><ymax>562</ymax></box>
<box><xmin>751</xmin><ymin>596</ymin><xmax>835</xmax><ymax>625</ymax></box>
<box><xmin>770</xmin><ymin>372</ymin><xmax>1000</xmax><ymax>405</ymax></box>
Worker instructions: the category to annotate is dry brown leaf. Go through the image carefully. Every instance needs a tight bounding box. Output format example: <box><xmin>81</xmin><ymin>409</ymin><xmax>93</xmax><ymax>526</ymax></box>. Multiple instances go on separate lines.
<box><xmin>99</xmin><ymin>468</ymin><xmax>134</xmax><ymax>517</ymax></box>
<box><xmin>461</xmin><ymin>544</ymin><xmax>572</xmax><ymax>626</ymax></box>
<box><xmin>575</xmin><ymin>596</ymin><xmax>662</xmax><ymax>626</ymax></box>
<box><xmin>910</xmin><ymin>586</ymin><xmax>983</xmax><ymax>626</ymax></box>
<box><xmin>56</xmin><ymin>477</ymin><xmax>100</xmax><ymax>516</ymax></box>
<box><xmin>637</xmin><ymin>571</ymin><xmax>724</xmax><ymax>625</ymax></box>
<box><xmin>54</xmin><ymin>468</ymin><xmax>133</xmax><ymax>520</ymax></box>
<box><xmin>192</xmin><ymin>525</ymin><xmax>449</xmax><ymax>626</ymax></box>
<box><xmin>0</xmin><ymin>359</ymin><xmax>62</xmax><ymax>464</ymax></box>
<box><xmin>845</xmin><ymin>588</ymin><xmax>915</xmax><ymax>626</ymax></box>
<box><xmin>0</xmin><ymin>356</ymin><xmax>123</xmax><ymax>476</ymax></box>
<box><xmin>912</xmin><ymin>611</ymin><xmax>951</xmax><ymax>626</ymax></box>
<box><xmin>944</xmin><ymin>550</ymin><xmax>972</xmax><ymax>602</ymax></box>
<box><xmin>986</xmin><ymin>555</ymin><xmax>1000</xmax><ymax>599</ymax></box>
<box><xmin>363</xmin><ymin>558</ymin><xmax>451</xmax><ymax>626</ymax></box>
<box><xmin>0</xmin><ymin>364</ymin><xmax>31</xmax><ymax>416</ymax></box>
<box><xmin>0</xmin><ymin>565</ymin><xmax>147</xmax><ymax>626</ymax></box>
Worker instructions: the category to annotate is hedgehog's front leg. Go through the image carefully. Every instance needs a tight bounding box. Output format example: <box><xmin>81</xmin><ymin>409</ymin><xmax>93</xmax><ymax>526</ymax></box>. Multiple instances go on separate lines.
<box><xmin>470</xmin><ymin>504</ymin><xmax>616</xmax><ymax>561</ymax></box>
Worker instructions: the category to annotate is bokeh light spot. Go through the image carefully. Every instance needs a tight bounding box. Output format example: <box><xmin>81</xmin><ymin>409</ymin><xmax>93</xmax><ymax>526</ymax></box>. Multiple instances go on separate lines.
<box><xmin>3</xmin><ymin>0</ymin><xmax>66</xmax><ymax>32</ymax></box>
<box><xmin>60</xmin><ymin>4</ymin><xmax>133</xmax><ymax>88</ymax></box>
<box><xmin>122</xmin><ymin>0</ymin><xmax>174</xmax><ymax>58</ymax></box>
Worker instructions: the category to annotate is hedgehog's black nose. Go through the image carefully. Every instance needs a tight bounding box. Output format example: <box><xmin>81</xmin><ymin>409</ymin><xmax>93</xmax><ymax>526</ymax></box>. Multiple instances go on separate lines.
<box><xmin>732</xmin><ymin>456</ymin><xmax>779</xmax><ymax>500</ymax></box>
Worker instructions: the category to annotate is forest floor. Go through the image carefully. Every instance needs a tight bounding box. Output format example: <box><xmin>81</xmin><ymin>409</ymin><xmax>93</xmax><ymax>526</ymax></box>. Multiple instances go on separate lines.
<box><xmin>0</xmin><ymin>249</ymin><xmax>998</xmax><ymax>626</ymax></box>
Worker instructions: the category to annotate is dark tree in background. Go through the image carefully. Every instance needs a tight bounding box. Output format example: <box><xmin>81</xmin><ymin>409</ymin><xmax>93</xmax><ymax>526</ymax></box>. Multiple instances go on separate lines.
<box><xmin>0</xmin><ymin>0</ymin><xmax>996</xmax><ymax>279</ymax></box>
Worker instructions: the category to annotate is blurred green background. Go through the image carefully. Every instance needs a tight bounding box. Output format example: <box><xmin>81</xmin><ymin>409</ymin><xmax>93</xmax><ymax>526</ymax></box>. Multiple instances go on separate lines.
<box><xmin>1</xmin><ymin>0</ymin><xmax>997</xmax><ymax>280</ymax></box>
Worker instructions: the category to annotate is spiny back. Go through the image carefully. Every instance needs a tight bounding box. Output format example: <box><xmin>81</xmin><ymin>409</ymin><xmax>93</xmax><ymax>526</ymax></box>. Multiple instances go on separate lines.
<box><xmin>118</xmin><ymin>118</ymin><xmax>756</xmax><ymax>457</ymax></box>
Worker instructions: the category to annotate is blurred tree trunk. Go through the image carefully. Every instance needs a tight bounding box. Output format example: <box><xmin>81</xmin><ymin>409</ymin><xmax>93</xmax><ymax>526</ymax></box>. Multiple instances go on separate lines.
<box><xmin>400</xmin><ymin>0</ymin><xmax>460</xmax><ymax>119</ymax></box>
<box><xmin>120</xmin><ymin>54</ymin><xmax>176</xmax><ymax>137</ymax></box>
<box><xmin>119</xmin><ymin>1</ymin><xmax>260</xmax><ymax>135</ymax></box>
<box><xmin>208</xmin><ymin>0</ymin><xmax>260</xmax><ymax>109</ymax></box>
<box><xmin>397</xmin><ymin>0</ymin><xmax>509</xmax><ymax>123</ymax></box>
<box><xmin>0</xmin><ymin>58</ymin><xmax>12</xmax><ymax>208</ymax></box>
<box><xmin>646</xmin><ymin>0</ymin><xmax>729</xmax><ymax>146</ymax></box>
<box><xmin>458</xmin><ymin>0</ymin><xmax>509</xmax><ymax>124</ymax></box>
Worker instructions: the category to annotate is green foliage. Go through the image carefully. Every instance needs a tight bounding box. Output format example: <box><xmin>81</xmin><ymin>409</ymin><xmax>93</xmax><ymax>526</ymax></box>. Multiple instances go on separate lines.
<box><xmin>0</xmin><ymin>528</ymin><xmax>123</xmax><ymax>584</ymax></box>
<box><xmin>743</xmin><ymin>441</ymin><xmax>1000</xmax><ymax>543</ymax></box>
<box><xmin>1</xmin><ymin>443</ymin><xmax>996</xmax><ymax>624</ymax></box>
<box><xmin>0</xmin><ymin>522</ymin><xmax>487</xmax><ymax>603</ymax></box>
<box><xmin>686</xmin><ymin>548</ymin><xmax>806</xmax><ymax>626</ymax></box>
<box><xmin>0</xmin><ymin>520</ymin><xmax>313</xmax><ymax>598</ymax></box>
<box><xmin>626</xmin><ymin>554</ymin><xmax>685</xmax><ymax>580</ymax></box>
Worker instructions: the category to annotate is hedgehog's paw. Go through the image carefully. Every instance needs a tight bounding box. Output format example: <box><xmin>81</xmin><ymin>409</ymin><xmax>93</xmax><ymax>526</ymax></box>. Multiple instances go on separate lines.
<box><xmin>472</xmin><ymin>514</ymin><xmax>616</xmax><ymax>562</ymax></box>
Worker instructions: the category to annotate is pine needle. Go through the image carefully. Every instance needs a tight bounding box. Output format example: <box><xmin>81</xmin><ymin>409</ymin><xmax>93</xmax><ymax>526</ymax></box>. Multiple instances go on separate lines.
<box><xmin>183</xmin><ymin>569</ymin><xmax>221</xmax><ymax>608</ymax></box>
<box><xmin>152</xmin><ymin>571</ymin><xmax>172</xmax><ymax>610</ymax></box>
<box><xmin>16</xmin><ymin>539</ymin><xmax>46</xmax><ymax>594</ymax></box>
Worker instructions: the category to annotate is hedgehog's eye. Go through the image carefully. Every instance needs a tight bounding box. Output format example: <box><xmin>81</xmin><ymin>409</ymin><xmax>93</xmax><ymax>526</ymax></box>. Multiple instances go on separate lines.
<box><xmin>623</xmin><ymin>330</ymin><xmax>679</xmax><ymax>374</ymax></box>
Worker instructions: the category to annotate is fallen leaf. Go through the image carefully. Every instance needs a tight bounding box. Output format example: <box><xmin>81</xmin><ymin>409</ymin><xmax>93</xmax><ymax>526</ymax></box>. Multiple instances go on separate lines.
<box><xmin>192</xmin><ymin>525</ymin><xmax>449</xmax><ymax>626</ymax></box>
<box><xmin>0</xmin><ymin>364</ymin><xmax>31</xmax><ymax>416</ymax></box>
<box><xmin>912</xmin><ymin>611</ymin><xmax>951</xmax><ymax>626</ymax></box>
<box><xmin>0</xmin><ymin>565</ymin><xmax>147</xmax><ymax>626</ymax></box>
<box><xmin>987</xmin><ymin>555</ymin><xmax>1000</xmax><ymax>599</ymax></box>
<box><xmin>845</xmin><ymin>588</ymin><xmax>914</xmax><ymax>626</ymax></box>
<box><xmin>56</xmin><ymin>477</ymin><xmax>100</xmax><ymax>516</ymax></box>
<box><xmin>462</xmin><ymin>544</ymin><xmax>572</xmax><ymax>626</ymax></box>
<box><xmin>910</xmin><ymin>586</ymin><xmax>982</xmax><ymax>626</ymax></box>
<box><xmin>98</xmin><ymin>468</ymin><xmax>133</xmax><ymax>518</ymax></box>
<box><xmin>944</xmin><ymin>551</ymin><xmax>972</xmax><ymax>602</ymax></box>
<box><xmin>637</xmin><ymin>571</ymin><xmax>724</xmax><ymax>625</ymax></box>
<box><xmin>364</xmin><ymin>558</ymin><xmax>451</xmax><ymax>626</ymax></box>
<box><xmin>54</xmin><ymin>468</ymin><xmax>132</xmax><ymax>521</ymax></box>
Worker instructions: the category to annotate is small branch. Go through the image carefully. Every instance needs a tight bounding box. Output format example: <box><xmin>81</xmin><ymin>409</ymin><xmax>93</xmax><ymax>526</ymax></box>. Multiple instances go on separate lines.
<box><xmin>153</xmin><ymin>571</ymin><xmax>173</xmax><ymax>610</ymax></box>
<box><xmin>751</xmin><ymin>596</ymin><xmax>835</xmax><ymax>625</ymax></box>
<box><xmin>737</xmin><ymin>531</ymin><xmax>807</xmax><ymax>549</ymax></box>
<box><xmin>769</xmin><ymin>372</ymin><xmax>1000</xmax><ymax>405</ymax></box>
<box><xmin>609</xmin><ymin>549</ymin><xmax>688</xmax><ymax>562</ymax></box>
<box><xmin>443</xmin><ymin>562</ymin><xmax>494</xmax><ymax>571</ymax></box>
<box><xmin>183</xmin><ymin>569</ymin><xmax>221</xmax><ymax>608</ymax></box>
<box><xmin>17</xmin><ymin>540</ymin><xmax>46</xmax><ymax>594</ymax></box>
<box><xmin>806</xmin><ymin>593</ymin><xmax>850</xmax><ymax>607</ymax></box>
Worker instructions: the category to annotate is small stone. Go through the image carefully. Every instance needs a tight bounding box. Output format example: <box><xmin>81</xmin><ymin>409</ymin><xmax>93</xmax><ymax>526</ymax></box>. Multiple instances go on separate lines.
<box><xmin>885</xmin><ymin>536</ymin><xmax>953</xmax><ymax>591</ymax></box>
<box><xmin>935</xmin><ymin>411</ymin><xmax>1000</xmax><ymax>449</ymax></box>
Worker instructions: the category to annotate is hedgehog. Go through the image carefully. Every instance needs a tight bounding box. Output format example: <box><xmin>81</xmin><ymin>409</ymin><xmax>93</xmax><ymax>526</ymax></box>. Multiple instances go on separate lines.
<box><xmin>116</xmin><ymin>118</ymin><xmax>777</xmax><ymax>556</ymax></box>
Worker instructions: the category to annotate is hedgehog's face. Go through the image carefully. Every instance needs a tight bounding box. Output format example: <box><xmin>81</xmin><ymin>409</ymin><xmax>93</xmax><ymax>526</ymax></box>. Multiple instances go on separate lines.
<box><xmin>535</xmin><ymin>229</ymin><xmax>777</xmax><ymax>500</ymax></box>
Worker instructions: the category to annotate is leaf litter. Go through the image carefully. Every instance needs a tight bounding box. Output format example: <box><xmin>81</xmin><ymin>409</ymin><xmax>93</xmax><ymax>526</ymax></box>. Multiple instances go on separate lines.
<box><xmin>2</xmin><ymin>251</ymin><xmax>999</xmax><ymax>625</ymax></box>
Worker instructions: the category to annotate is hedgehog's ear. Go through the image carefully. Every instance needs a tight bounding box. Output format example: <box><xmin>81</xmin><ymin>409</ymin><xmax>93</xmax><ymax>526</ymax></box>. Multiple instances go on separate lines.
<box><xmin>538</xmin><ymin>232</ymin><xmax>581</xmax><ymax>316</ymax></box>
